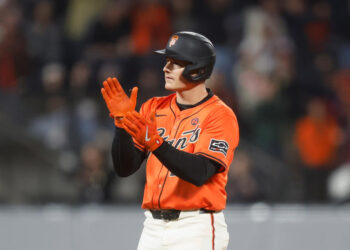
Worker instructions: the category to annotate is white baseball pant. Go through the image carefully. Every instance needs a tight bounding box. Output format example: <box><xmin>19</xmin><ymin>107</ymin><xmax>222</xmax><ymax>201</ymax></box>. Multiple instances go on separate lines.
<box><xmin>137</xmin><ymin>210</ymin><xmax>229</xmax><ymax>250</ymax></box>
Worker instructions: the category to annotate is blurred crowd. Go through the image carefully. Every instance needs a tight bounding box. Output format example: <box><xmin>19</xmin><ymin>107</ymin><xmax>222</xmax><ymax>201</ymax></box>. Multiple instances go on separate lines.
<box><xmin>1</xmin><ymin>0</ymin><xmax>350</xmax><ymax>205</ymax></box>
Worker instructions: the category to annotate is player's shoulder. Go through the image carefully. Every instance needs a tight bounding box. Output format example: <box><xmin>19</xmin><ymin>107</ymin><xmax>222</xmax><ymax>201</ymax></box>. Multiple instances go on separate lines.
<box><xmin>210</xmin><ymin>95</ymin><xmax>237</xmax><ymax>120</ymax></box>
<box><xmin>141</xmin><ymin>93</ymin><xmax>175</xmax><ymax>110</ymax></box>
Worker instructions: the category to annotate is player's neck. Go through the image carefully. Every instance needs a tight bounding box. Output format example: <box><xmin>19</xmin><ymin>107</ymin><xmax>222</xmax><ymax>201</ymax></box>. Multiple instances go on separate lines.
<box><xmin>176</xmin><ymin>83</ymin><xmax>208</xmax><ymax>105</ymax></box>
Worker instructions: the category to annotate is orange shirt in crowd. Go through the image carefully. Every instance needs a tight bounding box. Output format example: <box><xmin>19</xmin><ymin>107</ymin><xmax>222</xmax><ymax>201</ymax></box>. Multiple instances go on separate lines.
<box><xmin>131</xmin><ymin>3</ymin><xmax>171</xmax><ymax>55</ymax></box>
<box><xmin>294</xmin><ymin>116</ymin><xmax>340</xmax><ymax>168</ymax></box>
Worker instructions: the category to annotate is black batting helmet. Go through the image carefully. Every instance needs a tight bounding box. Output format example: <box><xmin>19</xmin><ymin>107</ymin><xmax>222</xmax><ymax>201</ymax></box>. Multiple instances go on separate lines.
<box><xmin>154</xmin><ymin>31</ymin><xmax>216</xmax><ymax>82</ymax></box>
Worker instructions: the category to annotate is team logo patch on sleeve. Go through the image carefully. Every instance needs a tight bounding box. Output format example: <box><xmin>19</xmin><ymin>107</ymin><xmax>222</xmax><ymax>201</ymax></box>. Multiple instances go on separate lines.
<box><xmin>209</xmin><ymin>139</ymin><xmax>229</xmax><ymax>156</ymax></box>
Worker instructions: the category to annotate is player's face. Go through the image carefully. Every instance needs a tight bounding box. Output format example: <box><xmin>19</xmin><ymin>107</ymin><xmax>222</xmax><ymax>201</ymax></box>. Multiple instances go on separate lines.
<box><xmin>163</xmin><ymin>57</ymin><xmax>194</xmax><ymax>91</ymax></box>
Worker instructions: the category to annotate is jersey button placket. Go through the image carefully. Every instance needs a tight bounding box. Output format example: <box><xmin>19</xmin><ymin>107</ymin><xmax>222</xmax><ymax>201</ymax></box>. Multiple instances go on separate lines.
<box><xmin>171</xmin><ymin>118</ymin><xmax>181</xmax><ymax>136</ymax></box>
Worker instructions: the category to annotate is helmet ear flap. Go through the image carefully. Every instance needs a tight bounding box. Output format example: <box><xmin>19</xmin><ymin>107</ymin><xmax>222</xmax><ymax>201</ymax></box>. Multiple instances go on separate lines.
<box><xmin>182</xmin><ymin>57</ymin><xmax>215</xmax><ymax>82</ymax></box>
<box><xmin>183</xmin><ymin>66</ymin><xmax>207</xmax><ymax>82</ymax></box>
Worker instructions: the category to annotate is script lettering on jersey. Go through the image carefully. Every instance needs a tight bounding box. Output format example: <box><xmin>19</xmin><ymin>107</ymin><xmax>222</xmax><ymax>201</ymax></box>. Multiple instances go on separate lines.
<box><xmin>157</xmin><ymin>126</ymin><xmax>201</xmax><ymax>150</ymax></box>
<box><xmin>163</xmin><ymin>126</ymin><xmax>201</xmax><ymax>177</ymax></box>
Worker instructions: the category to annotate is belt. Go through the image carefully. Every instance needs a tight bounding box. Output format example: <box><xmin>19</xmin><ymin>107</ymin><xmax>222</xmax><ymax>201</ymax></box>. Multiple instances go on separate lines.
<box><xmin>149</xmin><ymin>209</ymin><xmax>219</xmax><ymax>221</ymax></box>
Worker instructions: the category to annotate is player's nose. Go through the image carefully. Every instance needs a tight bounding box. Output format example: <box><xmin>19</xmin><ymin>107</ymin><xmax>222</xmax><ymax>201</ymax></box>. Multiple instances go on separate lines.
<box><xmin>163</xmin><ymin>61</ymin><xmax>171</xmax><ymax>73</ymax></box>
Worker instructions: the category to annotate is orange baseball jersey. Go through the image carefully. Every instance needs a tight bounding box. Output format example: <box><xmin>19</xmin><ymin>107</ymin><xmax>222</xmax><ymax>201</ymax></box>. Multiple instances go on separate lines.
<box><xmin>133</xmin><ymin>93</ymin><xmax>239</xmax><ymax>211</ymax></box>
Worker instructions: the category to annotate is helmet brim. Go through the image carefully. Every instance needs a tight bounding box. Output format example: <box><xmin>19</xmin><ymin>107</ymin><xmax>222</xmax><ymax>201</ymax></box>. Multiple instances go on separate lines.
<box><xmin>154</xmin><ymin>48</ymin><xmax>193</xmax><ymax>64</ymax></box>
<box><xmin>154</xmin><ymin>49</ymin><xmax>166</xmax><ymax>54</ymax></box>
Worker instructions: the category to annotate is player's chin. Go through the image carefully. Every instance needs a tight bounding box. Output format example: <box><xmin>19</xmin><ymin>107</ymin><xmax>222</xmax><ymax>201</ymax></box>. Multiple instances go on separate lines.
<box><xmin>164</xmin><ymin>82</ymin><xmax>176</xmax><ymax>91</ymax></box>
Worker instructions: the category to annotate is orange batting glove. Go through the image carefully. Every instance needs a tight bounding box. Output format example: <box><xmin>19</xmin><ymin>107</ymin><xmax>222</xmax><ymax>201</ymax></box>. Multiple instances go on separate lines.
<box><xmin>101</xmin><ymin>77</ymin><xmax>138</xmax><ymax>127</ymax></box>
<box><xmin>122</xmin><ymin>111</ymin><xmax>163</xmax><ymax>152</ymax></box>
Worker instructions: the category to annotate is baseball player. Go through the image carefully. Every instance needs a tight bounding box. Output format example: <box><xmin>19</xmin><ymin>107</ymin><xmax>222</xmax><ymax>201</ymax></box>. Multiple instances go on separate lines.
<box><xmin>101</xmin><ymin>31</ymin><xmax>239</xmax><ymax>250</ymax></box>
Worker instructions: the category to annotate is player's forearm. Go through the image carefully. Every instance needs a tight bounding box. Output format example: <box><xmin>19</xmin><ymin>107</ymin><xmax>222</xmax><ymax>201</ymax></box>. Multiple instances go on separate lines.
<box><xmin>152</xmin><ymin>142</ymin><xmax>217</xmax><ymax>186</ymax></box>
<box><xmin>112</xmin><ymin>128</ymin><xmax>146</xmax><ymax>177</ymax></box>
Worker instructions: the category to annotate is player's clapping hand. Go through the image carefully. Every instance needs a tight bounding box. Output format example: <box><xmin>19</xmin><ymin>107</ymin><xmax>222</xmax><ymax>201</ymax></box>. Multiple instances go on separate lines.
<box><xmin>101</xmin><ymin>77</ymin><xmax>138</xmax><ymax>127</ymax></box>
<box><xmin>122</xmin><ymin>111</ymin><xmax>163</xmax><ymax>152</ymax></box>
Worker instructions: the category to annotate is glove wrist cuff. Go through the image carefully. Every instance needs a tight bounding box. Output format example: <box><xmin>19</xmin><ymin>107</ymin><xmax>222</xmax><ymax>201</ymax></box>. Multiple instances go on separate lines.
<box><xmin>114</xmin><ymin>117</ymin><xmax>124</xmax><ymax>128</ymax></box>
<box><xmin>148</xmin><ymin>135</ymin><xmax>164</xmax><ymax>152</ymax></box>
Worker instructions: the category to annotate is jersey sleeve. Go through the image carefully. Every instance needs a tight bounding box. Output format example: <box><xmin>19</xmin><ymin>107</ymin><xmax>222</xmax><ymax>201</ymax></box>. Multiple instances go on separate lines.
<box><xmin>194</xmin><ymin>110</ymin><xmax>239</xmax><ymax>172</ymax></box>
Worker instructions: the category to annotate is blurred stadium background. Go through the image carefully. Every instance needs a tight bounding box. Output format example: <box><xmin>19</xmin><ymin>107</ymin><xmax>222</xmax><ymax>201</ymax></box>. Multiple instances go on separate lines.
<box><xmin>1</xmin><ymin>0</ymin><xmax>350</xmax><ymax>249</ymax></box>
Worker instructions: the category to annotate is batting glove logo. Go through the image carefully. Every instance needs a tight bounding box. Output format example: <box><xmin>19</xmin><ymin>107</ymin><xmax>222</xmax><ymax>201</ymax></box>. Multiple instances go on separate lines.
<box><xmin>209</xmin><ymin>139</ymin><xmax>229</xmax><ymax>156</ymax></box>
<box><xmin>145</xmin><ymin>126</ymin><xmax>151</xmax><ymax>142</ymax></box>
